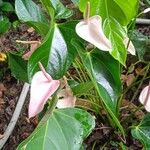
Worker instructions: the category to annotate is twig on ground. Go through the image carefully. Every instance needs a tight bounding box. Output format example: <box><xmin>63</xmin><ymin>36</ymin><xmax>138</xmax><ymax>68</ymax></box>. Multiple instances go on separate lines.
<box><xmin>136</xmin><ymin>18</ymin><xmax>150</xmax><ymax>25</ymax></box>
<box><xmin>0</xmin><ymin>83</ymin><xmax>30</xmax><ymax>149</ymax></box>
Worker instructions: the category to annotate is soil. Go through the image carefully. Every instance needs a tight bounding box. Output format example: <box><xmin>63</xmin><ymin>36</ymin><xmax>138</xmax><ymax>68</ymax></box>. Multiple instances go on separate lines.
<box><xmin>0</xmin><ymin>0</ymin><xmax>150</xmax><ymax>150</ymax></box>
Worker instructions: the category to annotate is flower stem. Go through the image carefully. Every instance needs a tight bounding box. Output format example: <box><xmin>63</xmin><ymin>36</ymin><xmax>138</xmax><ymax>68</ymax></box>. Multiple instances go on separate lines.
<box><xmin>84</xmin><ymin>2</ymin><xmax>90</xmax><ymax>22</ymax></box>
<box><xmin>38</xmin><ymin>62</ymin><xmax>51</xmax><ymax>81</ymax></box>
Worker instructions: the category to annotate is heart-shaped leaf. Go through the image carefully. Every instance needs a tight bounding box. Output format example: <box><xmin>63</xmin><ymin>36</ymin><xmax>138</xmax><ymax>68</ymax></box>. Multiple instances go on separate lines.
<box><xmin>17</xmin><ymin>108</ymin><xmax>95</xmax><ymax>150</ymax></box>
<box><xmin>28</xmin><ymin>21</ymin><xmax>78</xmax><ymax>82</ymax></box>
<box><xmin>29</xmin><ymin>71</ymin><xmax>60</xmax><ymax>118</ymax></box>
<box><xmin>79</xmin><ymin>0</ymin><xmax>138</xmax><ymax>26</ymax></box>
<box><xmin>131</xmin><ymin>113</ymin><xmax>150</xmax><ymax>149</ymax></box>
<box><xmin>28</xmin><ymin>24</ymin><xmax>67</xmax><ymax>81</ymax></box>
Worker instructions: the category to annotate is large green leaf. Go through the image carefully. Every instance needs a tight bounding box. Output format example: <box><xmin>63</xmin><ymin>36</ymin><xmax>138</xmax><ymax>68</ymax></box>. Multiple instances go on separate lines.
<box><xmin>79</xmin><ymin>0</ymin><xmax>138</xmax><ymax>26</ymax></box>
<box><xmin>131</xmin><ymin>113</ymin><xmax>150</xmax><ymax>149</ymax></box>
<box><xmin>15</xmin><ymin>0</ymin><xmax>49</xmax><ymax>36</ymax></box>
<box><xmin>17</xmin><ymin>108</ymin><xmax>95</xmax><ymax>150</ymax></box>
<box><xmin>58</xmin><ymin>21</ymin><xmax>78</xmax><ymax>68</ymax></box>
<box><xmin>72</xmin><ymin>40</ymin><xmax>124</xmax><ymax>134</ymax></box>
<box><xmin>28</xmin><ymin>24</ymin><xmax>67</xmax><ymax>81</ymax></box>
<box><xmin>28</xmin><ymin>21</ymin><xmax>78</xmax><ymax>82</ymax></box>
<box><xmin>8</xmin><ymin>53</ymin><xmax>28</xmax><ymax>82</ymax></box>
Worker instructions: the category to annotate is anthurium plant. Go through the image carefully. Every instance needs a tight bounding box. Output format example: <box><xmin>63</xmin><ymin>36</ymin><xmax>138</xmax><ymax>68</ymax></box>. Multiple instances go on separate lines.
<box><xmin>6</xmin><ymin>0</ymin><xmax>150</xmax><ymax>149</ymax></box>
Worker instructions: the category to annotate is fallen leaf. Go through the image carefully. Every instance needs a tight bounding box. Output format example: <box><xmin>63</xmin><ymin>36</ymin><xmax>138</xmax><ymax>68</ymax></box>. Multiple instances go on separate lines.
<box><xmin>135</xmin><ymin>68</ymin><xmax>145</xmax><ymax>76</ymax></box>
<box><xmin>57</xmin><ymin>85</ymin><xmax>76</xmax><ymax>108</ymax></box>
<box><xmin>0</xmin><ymin>134</ymin><xmax>4</xmax><ymax>139</ymax></box>
<box><xmin>22</xmin><ymin>42</ymin><xmax>40</xmax><ymax>60</ymax></box>
<box><xmin>121</xmin><ymin>74</ymin><xmax>135</xmax><ymax>86</ymax></box>
<box><xmin>0</xmin><ymin>83</ymin><xmax>6</xmax><ymax>92</ymax></box>
<box><xmin>27</xmin><ymin>27</ymin><xmax>35</xmax><ymax>33</ymax></box>
<box><xmin>126</xmin><ymin>74</ymin><xmax>135</xmax><ymax>86</ymax></box>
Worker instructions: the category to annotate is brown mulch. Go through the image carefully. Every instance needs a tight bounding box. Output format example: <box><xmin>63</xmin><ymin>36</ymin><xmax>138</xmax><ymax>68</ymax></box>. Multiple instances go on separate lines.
<box><xmin>0</xmin><ymin>62</ymin><xmax>37</xmax><ymax>150</ymax></box>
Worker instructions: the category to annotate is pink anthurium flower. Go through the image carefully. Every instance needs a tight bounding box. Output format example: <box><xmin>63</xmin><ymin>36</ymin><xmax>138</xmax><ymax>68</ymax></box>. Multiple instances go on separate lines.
<box><xmin>139</xmin><ymin>82</ymin><xmax>150</xmax><ymax>112</ymax></box>
<box><xmin>29</xmin><ymin>63</ymin><xmax>60</xmax><ymax>118</ymax></box>
<box><xmin>76</xmin><ymin>15</ymin><xmax>136</xmax><ymax>55</ymax></box>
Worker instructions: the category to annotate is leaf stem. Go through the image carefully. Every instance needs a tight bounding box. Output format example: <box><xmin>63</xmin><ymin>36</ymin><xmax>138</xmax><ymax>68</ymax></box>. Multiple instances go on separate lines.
<box><xmin>130</xmin><ymin>64</ymin><xmax>149</xmax><ymax>103</ymax></box>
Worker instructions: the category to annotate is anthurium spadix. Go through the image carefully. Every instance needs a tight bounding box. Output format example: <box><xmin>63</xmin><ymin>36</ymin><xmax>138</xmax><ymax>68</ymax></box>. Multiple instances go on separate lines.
<box><xmin>75</xmin><ymin>15</ymin><xmax>136</xmax><ymax>55</ymax></box>
<box><xmin>29</xmin><ymin>63</ymin><xmax>60</xmax><ymax>118</ymax></box>
<box><xmin>139</xmin><ymin>82</ymin><xmax>150</xmax><ymax>112</ymax></box>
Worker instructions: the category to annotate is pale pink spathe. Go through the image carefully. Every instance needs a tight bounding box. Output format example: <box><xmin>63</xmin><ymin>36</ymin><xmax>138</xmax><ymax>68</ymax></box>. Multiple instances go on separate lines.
<box><xmin>139</xmin><ymin>86</ymin><xmax>150</xmax><ymax>112</ymax></box>
<box><xmin>76</xmin><ymin>15</ymin><xmax>136</xmax><ymax>55</ymax></box>
<box><xmin>76</xmin><ymin>15</ymin><xmax>111</xmax><ymax>51</ymax></box>
<box><xmin>29</xmin><ymin>71</ymin><xmax>60</xmax><ymax>118</ymax></box>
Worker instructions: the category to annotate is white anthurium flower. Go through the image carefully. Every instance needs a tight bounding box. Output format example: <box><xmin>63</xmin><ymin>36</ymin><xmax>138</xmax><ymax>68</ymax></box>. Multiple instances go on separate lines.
<box><xmin>76</xmin><ymin>15</ymin><xmax>136</xmax><ymax>55</ymax></box>
<box><xmin>139</xmin><ymin>83</ymin><xmax>150</xmax><ymax>112</ymax></box>
<box><xmin>76</xmin><ymin>15</ymin><xmax>112</xmax><ymax>51</ymax></box>
<box><xmin>143</xmin><ymin>8</ymin><xmax>150</xmax><ymax>14</ymax></box>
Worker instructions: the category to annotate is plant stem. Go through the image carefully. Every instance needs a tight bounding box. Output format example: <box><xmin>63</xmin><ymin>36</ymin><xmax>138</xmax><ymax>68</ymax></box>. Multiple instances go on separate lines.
<box><xmin>40</xmin><ymin>93</ymin><xmax>58</xmax><ymax>125</ymax></box>
<box><xmin>130</xmin><ymin>64</ymin><xmax>150</xmax><ymax>103</ymax></box>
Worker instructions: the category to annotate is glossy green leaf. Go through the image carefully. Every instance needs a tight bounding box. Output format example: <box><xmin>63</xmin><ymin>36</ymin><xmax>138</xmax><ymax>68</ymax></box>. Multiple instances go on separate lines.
<box><xmin>79</xmin><ymin>0</ymin><xmax>138</xmax><ymax>26</ymax></box>
<box><xmin>113</xmin><ymin>0</ymin><xmax>139</xmax><ymax>25</ymax></box>
<box><xmin>72</xmin><ymin>40</ymin><xmax>124</xmax><ymax>134</ymax></box>
<box><xmin>15</xmin><ymin>0</ymin><xmax>49</xmax><ymax>36</ymax></box>
<box><xmin>28</xmin><ymin>22</ymin><xmax>78</xmax><ymax>82</ymax></box>
<box><xmin>17</xmin><ymin>108</ymin><xmax>95</xmax><ymax>150</ymax></box>
<box><xmin>28</xmin><ymin>24</ymin><xmax>67</xmax><ymax>81</ymax></box>
<box><xmin>131</xmin><ymin>113</ymin><xmax>150</xmax><ymax>149</ymax></box>
<box><xmin>8</xmin><ymin>53</ymin><xmax>28</xmax><ymax>82</ymax></box>
<box><xmin>103</xmin><ymin>17</ymin><xmax>127</xmax><ymax>66</ymax></box>
<box><xmin>0</xmin><ymin>16</ymin><xmax>10</xmax><ymax>34</ymax></box>
<box><xmin>58</xmin><ymin>21</ymin><xmax>79</xmax><ymax>67</ymax></box>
